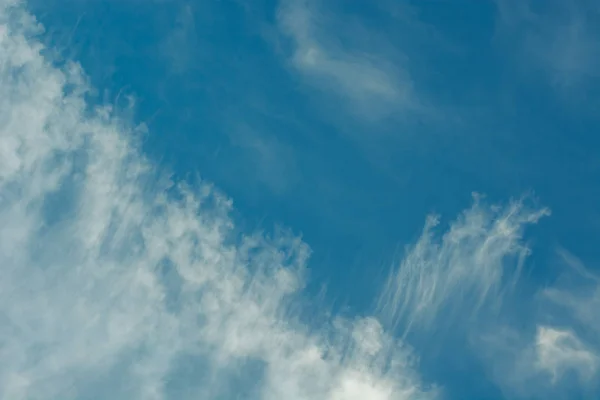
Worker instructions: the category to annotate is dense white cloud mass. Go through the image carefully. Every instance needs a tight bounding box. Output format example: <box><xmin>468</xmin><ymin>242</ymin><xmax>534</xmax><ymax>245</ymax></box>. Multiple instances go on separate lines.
<box><xmin>0</xmin><ymin>1</ymin><xmax>435</xmax><ymax>399</ymax></box>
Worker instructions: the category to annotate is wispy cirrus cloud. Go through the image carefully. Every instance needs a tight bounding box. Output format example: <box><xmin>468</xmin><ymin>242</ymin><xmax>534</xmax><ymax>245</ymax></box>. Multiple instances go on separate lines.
<box><xmin>223</xmin><ymin>122</ymin><xmax>300</xmax><ymax>197</ymax></box>
<box><xmin>0</xmin><ymin>2</ymin><xmax>434</xmax><ymax>399</ymax></box>
<box><xmin>276</xmin><ymin>0</ymin><xmax>419</xmax><ymax>120</ymax></box>
<box><xmin>378</xmin><ymin>194</ymin><xmax>550</xmax><ymax>337</ymax></box>
<box><xmin>537</xmin><ymin>251</ymin><xmax>600</xmax><ymax>390</ymax></box>
<box><xmin>542</xmin><ymin>249</ymin><xmax>600</xmax><ymax>335</ymax></box>
<box><xmin>534</xmin><ymin>326</ymin><xmax>598</xmax><ymax>383</ymax></box>
<box><xmin>377</xmin><ymin>195</ymin><xmax>600</xmax><ymax>399</ymax></box>
<box><xmin>476</xmin><ymin>324</ymin><xmax>598</xmax><ymax>399</ymax></box>
<box><xmin>472</xmin><ymin>249</ymin><xmax>600</xmax><ymax>399</ymax></box>
<box><xmin>495</xmin><ymin>0</ymin><xmax>600</xmax><ymax>91</ymax></box>
<box><xmin>159</xmin><ymin>3</ymin><xmax>196</xmax><ymax>75</ymax></box>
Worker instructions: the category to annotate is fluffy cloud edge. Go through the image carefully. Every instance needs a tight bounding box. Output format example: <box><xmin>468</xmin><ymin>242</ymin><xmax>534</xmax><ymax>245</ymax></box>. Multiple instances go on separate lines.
<box><xmin>0</xmin><ymin>1</ymin><xmax>436</xmax><ymax>399</ymax></box>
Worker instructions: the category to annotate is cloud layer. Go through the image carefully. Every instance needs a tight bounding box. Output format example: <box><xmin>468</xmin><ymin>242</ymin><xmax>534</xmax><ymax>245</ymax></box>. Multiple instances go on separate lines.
<box><xmin>1</xmin><ymin>1</ymin><xmax>599</xmax><ymax>399</ymax></box>
<box><xmin>0</xmin><ymin>2</ymin><xmax>432</xmax><ymax>399</ymax></box>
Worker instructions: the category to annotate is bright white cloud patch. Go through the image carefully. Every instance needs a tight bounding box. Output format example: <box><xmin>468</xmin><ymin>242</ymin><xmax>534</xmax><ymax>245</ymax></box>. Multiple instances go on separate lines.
<box><xmin>0</xmin><ymin>2</ymin><xmax>435</xmax><ymax>399</ymax></box>
<box><xmin>535</xmin><ymin>326</ymin><xmax>598</xmax><ymax>383</ymax></box>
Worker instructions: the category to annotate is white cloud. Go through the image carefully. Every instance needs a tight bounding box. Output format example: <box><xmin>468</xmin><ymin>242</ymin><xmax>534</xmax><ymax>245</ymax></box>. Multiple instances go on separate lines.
<box><xmin>0</xmin><ymin>2</ymin><xmax>435</xmax><ymax>399</ymax></box>
<box><xmin>374</xmin><ymin>192</ymin><xmax>598</xmax><ymax>398</ymax></box>
<box><xmin>536</xmin><ymin>250</ymin><xmax>600</xmax><ymax>389</ymax></box>
<box><xmin>475</xmin><ymin>325</ymin><xmax>597</xmax><ymax>399</ymax></box>
<box><xmin>535</xmin><ymin>326</ymin><xmax>598</xmax><ymax>383</ymax></box>
<box><xmin>472</xmin><ymin>249</ymin><xmax>600</xmax><ymax>398</ymax></box>
<box><xmin>378</xmin><ymin>194</ymin><xmax>549</xmax><ymax>336</ymax></box>
<box><xmin>542</xmin><ymin>250</ymin><xmax>600</xmax><ymax>335</ymax></box>
<box><xmin>276</xmin><ymin>0</ymin><xmax>416</xmax><ymax>119</ymax></box>
<box><xmin>4</xmin><ymin>2</ymin><xmax>600</xmax><ymax>399</ymax></box>
<box><xmin>486</xmin><ymin>324</ymin><xmax>598</xmax><ymax>397</ymax></box>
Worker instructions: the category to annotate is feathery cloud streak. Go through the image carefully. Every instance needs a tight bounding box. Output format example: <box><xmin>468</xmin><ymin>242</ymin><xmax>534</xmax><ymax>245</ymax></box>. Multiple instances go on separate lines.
<box><xmin>276</xmin><ymin>0</ymin><xmax>417</xmax><ymax>119</ymax></box>
<box><xmin>495</xmin><ymin>0</ymin><xmax>600</xmax><ymax>90</ymax></box>
<box><xmin>379</xmin><ymin>196</ymin><xmax>600</xmax><ymax>398</ymax></box>
<box><xmin>378</xmin><ymin>195</ymin><xmax>550</xmax><ymax>336</ymax></box>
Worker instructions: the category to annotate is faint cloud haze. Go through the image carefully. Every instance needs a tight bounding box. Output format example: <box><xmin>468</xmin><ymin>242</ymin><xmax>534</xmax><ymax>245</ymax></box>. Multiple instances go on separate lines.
<box><xmin>276</xmin><ymin>0</ymin><xmax>417</xmax><ymax>119</ymax></box>
<box><xmin>495</xmin><ymin>0</ymin><xmax>600</xmax><ymax>90</ymax></box>
<box><xmin>160</xmin><ymin>3</ymin><xmax>196</xmax><ymax>75</ymax></box>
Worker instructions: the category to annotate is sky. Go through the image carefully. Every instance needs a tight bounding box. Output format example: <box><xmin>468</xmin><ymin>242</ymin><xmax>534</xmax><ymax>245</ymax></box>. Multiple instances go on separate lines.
<box><xmin>1</xmin><ymin>0</ymin><xmax>599</xmax><ymax>399</ymax></box>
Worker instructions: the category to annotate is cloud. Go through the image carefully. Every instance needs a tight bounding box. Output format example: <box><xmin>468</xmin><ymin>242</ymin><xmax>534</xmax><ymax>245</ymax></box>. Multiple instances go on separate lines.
<box><xmin>276</xmin><ymin>0</ymin><xmax>417</xmax><ymax>119</ymax></box>
<box><xmin>374</xmin><ymin>192</ymin><xmax>597</xmax><ymax>398</ymax></box>
<box><xmin>542</xmin><ymin>249</ymin><xmax>600</xmax><ymax>335</ymax></box>
<box><xmin>378</xmin><ymin>194</ymin><xmax>550</xmax><ymax>337</ymax></box>
<box><xmin>224</xmin><ymin>122</ymin><xmax>300</xmax><ymax>196</ymax></box>
<box><xmin>475</xmin><ymin>321</ymin><xmax>599</xmax><ymax>399</ymax></box>
<box><xmin>159</xmin><ymin>3</ymin><xmax>196</xmax><ymax>75</ymax></box>
<box><xmin>534</xmin><ymin>326</ymin><xmax>598</xmax><ymax>383</ymax></box>
<box><xmin>475</xmin><ymin>325</ymin><xmax>597</xmax><ymax>400</ymax></box>
<box><xmin>495</xmin><ymin>0</ymin><xmax>600</xmax><ymax>90</ymax></box>
<box><xmin>4</xmin><ymin>1</ymin><xmax>600</xmax><ymax>399</ymax></box>
<box><xmin>472</xmin><ymin>249</ymin><xmax>600</xmax><ymax>399</ymax></box>
<box><xmin>0</xmin><ymin>2</ymin><xmax>436</xmax><ymax>399</ymax></box>
<box><xmin>534</xmin><ymin>252</ymin><xmax>600</xmax><ymax>387</ymax></box>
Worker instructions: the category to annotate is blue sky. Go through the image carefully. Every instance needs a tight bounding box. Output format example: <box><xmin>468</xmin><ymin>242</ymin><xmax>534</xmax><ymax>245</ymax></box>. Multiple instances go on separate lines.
<box><xmin>1</xmin><ymin>0</ymin><xmax>600</xmax><ymax>399</ymax></box>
